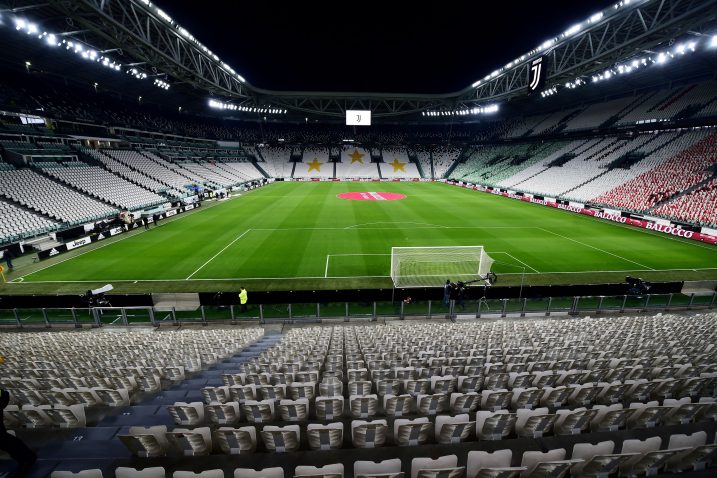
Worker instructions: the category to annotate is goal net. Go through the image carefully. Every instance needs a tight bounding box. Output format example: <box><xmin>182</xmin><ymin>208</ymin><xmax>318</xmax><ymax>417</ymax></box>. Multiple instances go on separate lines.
<box><xmin>390</xmin><ymin>246</ymin><xmax>494</xmax><ymax>288</ymax></box>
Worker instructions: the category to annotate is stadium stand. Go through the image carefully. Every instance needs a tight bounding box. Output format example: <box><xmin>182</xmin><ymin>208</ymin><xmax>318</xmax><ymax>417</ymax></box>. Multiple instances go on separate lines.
<box><xmin>0</xmin><ymin>169</ymin><xmax>117</xmax><ymax>224</ymax></box>
<box><xmin>336</xmin><ymin>147</ymin><xmax>378</xmax><ymax>179</ymax></box>
<box><xmin>653</xmin><ymin>178</ymin><xmax>717</xmax><ymax>226</ymax></box>
<box><xmin>2</xmin><ymin>314</ymin><xmax>715</xmax><ymax>476</ymax></box>
<box><xmin>44</xmin><ymin>165</ymin><xmax>168</xmax><ymax>210</ymax></box>
<box><xmin>0</xmin><ymin>198</ymin><xmax>58</xmax><ymax>243</ymax></box>
<box><xmin>294</xmin><ymin>148</ymin><xmax>334</xmax><ymax>179</ymax></box>
<box><xmin>102</xmin><ymin>149</ymin><xmax>199</xmax><ymax>193</ymax></box>
<box><xmin>83</xmin><ymin>149</ymin><xmax>183</xmax><ymax>197</ymax></box>
<box><xmin>379</xmin><ymin>148</ymin><xmax>420</xmax><ymax>179</ymax></box>
<box><xmin>257</xmin><ymin>147</ymin><xmax>293</xmax><ymax>179</ymax></box>
<box><xmin>593</xmin><ymin>130</ymin><xmax>717</xmax><ymax>212</ymax></box>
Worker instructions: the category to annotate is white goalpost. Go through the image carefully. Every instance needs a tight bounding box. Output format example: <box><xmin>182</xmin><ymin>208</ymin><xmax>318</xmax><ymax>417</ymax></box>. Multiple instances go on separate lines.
<box><xmin>390</xmin><ymin>246</ymin><xmax>494</xmax><ymax>288</ymax></box>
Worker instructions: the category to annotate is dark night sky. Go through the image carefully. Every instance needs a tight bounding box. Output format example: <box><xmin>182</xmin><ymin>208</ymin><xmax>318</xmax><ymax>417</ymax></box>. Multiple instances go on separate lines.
<box><xmin>157</xmin><ymin>1</ymin><xmax>616</xmax><ymax>94</ymax></box>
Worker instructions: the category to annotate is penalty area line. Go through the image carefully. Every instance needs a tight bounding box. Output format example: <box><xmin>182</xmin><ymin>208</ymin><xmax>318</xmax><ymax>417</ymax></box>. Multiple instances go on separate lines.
<box><xmin>538</xmin><ymin>227</ymin><xmax>655</xmax><ymax>271</ymax></box>
<box><xmin>186</xmin><ymin>229</ymin><xmax>252</xmax><ymax>280</ymax></box>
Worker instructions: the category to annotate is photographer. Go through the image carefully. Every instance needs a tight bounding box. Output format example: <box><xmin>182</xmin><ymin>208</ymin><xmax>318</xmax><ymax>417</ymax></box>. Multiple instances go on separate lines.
<box><xmin>452</xmin><ymin>281</ymin><xmax>466</xmax><ymax>311</ymax></box>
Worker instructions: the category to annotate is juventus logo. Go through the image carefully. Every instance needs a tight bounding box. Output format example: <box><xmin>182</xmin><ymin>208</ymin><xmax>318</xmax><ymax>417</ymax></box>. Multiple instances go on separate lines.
<box><xmin>529</xmin><ymin>57</ymin><xmax>544</xmax><ymax>92</ymax></box>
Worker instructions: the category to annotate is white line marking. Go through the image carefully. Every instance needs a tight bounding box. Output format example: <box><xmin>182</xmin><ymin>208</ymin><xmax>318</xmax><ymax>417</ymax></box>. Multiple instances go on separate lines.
<box><xmin>538</xmin><ymin>227</ymin><xmax>655</xmax><ymax>270</ymax></box>
<box><xmin>186</xmin><ymin>229</ymin><xmax>252</xmax><ymax>280</ymax></box>
<box><xmin>502</xmin><ymin>252</ymin><xmax>540</xmax><ymax>273</ymax></box>
<box><xmin>14</xmin><ymin>268</ymin><xmax>717</xmax><ymax>284</ymax></box>
<box><xmin>597</xmin><ymin>217</ymin><xmax>717</xmax><ymax>252</ymax></box>
<box><xmin>14</xmin><ymin>195</ymin><xmax>234</xmax><ymax>281</ymax></box>
<box><xmin>324</xmin><ymin>255</ymin><xmax>330</xmax><ymax>278</ymax></box>
<box><xmin>329</xmin><ymin>253</ymin><xmax>392</xmax><ymax>256</ymax></box>
<box><xmin>342</xmin><ymin>224</ymin><xmax>517</xmax><ymax>230</ymax></box>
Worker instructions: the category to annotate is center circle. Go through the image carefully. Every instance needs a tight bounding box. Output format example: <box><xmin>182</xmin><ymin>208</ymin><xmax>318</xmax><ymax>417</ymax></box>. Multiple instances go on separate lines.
<box><xmin>337</xmin><ymin>192</ymin><xmax>407</xmax><ymax>201</ymax></box>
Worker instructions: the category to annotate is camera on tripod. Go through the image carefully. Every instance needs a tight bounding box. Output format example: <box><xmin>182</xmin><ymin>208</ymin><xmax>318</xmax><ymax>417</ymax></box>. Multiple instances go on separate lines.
<box><xmin>625</xmin><ymin>276</ymin><xmax>651</xmax><ymax>296</ymax></box>
<box><xmin>81</xmin><ymin>284</ymin><xmax>113</xmax><ymax>307</ymax></box>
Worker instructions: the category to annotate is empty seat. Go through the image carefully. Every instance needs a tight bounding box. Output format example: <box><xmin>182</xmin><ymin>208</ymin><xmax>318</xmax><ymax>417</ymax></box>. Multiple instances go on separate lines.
<box><xmin>295</xmin><ymin>464</ymin><xmax>344</xmax><ymax>478</ymax></box>
<box><xmin>411</xmin><ymin>455</ymin><xmax>460</xmax><ymax>478</ymax></box>
<box><xmin>117</xmin><ymin>425</ymin><xmax>170</xmax><ymax>457</ymax></box>
<box><xmin>51</xmin><ymin>471</ymin><xmax>103</xmax><ymax>478</ymax></box>
<box><xmin>307</xmin><ymin>423</ymin><xmax>344</xmax><ymax>450</ymax></box>
<box><xmin>234</xmin><ymin>468</ymin><xmax>284</xmax><ymax>478</ymax></box>
<box><xmin>214</xmin><ymin>426</ymin><xmax>257</xmax><ymax>455</ymax></box>
<box><xmin>115</xmin><ymin>467</ymin><xmax>166</xmax><ymax>478</ymax></box>
<box><xmin>278</xmin><ymin>398</ymin><xmax>310</xmax><ymax>422</ymax></box>
<box><xmin>394</xmin><ymin>417</ymin><xmax>433</xmax><ymax>446</ymax></box>
<box><xmin>173</xmin><ymin>470</ymin><xmax>223</xmax><ymax>478</ymax></box>
<box><xmin>435</xmin><ymin>414</ymin><xmax>474</xmax><ymax>444</ymax></box>
<box><xmin>352</xmin><ymin>419</ymin><xmax>388</xmax><ymax>448</ymax></box>
<box><xmin>354</xmin><ymin>458</ymin><xmax>403</xmax><ymax>478</ymax></box>
<box><xmin>476</xmin><ymin>410</ymin><xmax>517</xmax><ymax>440</ymax></box>
<box><xmin>166</xmin><ymin>427</ymin><xmax>213</xmax><ymax>456</ymax></box>
<box><xmin>205</xmin><ymin>402</ymin><xmax>241</xmax><ymax>425</ymax></box>
<box><xmin>467</xmin><ymin>450</ymin><xmax>525</xmax><ymax>478</ymax></box>
<box><xmin>261</xmin><ymin>424</ymin><xmax>301</xmax><ymax>452</ymax></box>
<box><xmin>167</xmin><ymin>402</ymin><xmax>205</xmax><ymax>426</ymax></box>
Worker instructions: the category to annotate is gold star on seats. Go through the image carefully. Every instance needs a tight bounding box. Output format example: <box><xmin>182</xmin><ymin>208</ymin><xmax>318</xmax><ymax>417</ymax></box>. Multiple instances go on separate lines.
<box><xmin>349</xmin><ymin>149</ymin><xmax>364</xmax><ymax>163</ymax></box>
<box><xmin>307</xmin><ymin>158</ymin><xmax>322</xmax><ymax>172</ymax></box>
<box><xmin>390</xmin><ymin>159</ymin><xmax>406</xmax><ymax>172</ymax></box>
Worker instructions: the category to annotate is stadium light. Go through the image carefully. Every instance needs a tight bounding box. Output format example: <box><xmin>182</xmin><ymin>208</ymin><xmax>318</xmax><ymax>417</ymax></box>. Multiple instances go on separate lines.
<box><xmin>712</xmin><ymin>35</ymin><xmax>717</xmax><ymax>47</ymax></box>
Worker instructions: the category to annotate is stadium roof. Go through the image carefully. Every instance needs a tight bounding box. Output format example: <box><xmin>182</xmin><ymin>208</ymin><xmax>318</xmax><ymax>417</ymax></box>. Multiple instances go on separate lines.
<box><xmin>0</xmin><ymin>0</ymin><xmax>716</xmax><ymax>120</ymax></box>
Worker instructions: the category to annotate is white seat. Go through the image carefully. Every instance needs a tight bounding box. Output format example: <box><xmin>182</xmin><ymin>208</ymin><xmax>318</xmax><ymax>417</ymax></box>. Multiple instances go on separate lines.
<box><xmin>51</xmin><ymin>471</ymin><xmax>103</xmax><ymax>478</ymax></box>
<box><xmin>117</xmin><ymin>425</ymin><xmax>170</xmax><ymax>457</ymax></box>
<box><xmin>213</xmin><ymin>426</ymin><xmax>257</xmax><ymax>455</ymax></box>
<box><xmin>315</xmin><ymin>396</ymin><xmax>344</xmax><ymax>420</ymax></box>
<box><xmin>520</xmin><ymin>449</ymin><xmax>567</xmax><ymax>478</ymax></box>
<box><xmin>394</xmin><ymin>417</ymin><xmax>432</xmax><ymax>446</ymax></box>
<box><xmin>278</xmin><ymin>398</ymin><xmax>310</xmax><ymax>422</ymax></box>
<box><xmin>205</xmin><ymin>402</ymin><xmax>241</xmax><ymax>425</ymax></box>
<box><xmin>115</xmin><ymin>467</ymin><xmax>167</xmax><ymax>478</ymax></box>
<box><xmin>260</xmin><ymin>424</ymin><xmax>301</xmax><ymax>452</ymax></box>
<box><xmin>476</xmin><ymin>410</ymin><xmax>516</xmax><ymax>440</ymax></box>
<box><xmin>411</xmin><ymin>455</ymin><xmax>459</xmax><ymax>478</ymax></box>
<box><xmin>352</xmin><ymin>419</ymin><xmax>388</xmax><ymax>448</ymax></box>
<box><xmin>173</xmin><ymin>471</ymin><xmax>223</xmax><ymax>478</ymax></box>
<box><xmin>354</xmin><ymin>459</ymin><xmax>403</xmax><ymax>478</ymax></box>
<box><xmin>307</xmin><ymin>422</ymin><xmax>343</xmax><ymax>450</ymax></box>
<box><xmin>167</xmin><ymin>402</ymin><xmax>205</xmax><ymax>426</ymax></box>
<box><xmin>668</xmin><ymin>431</ymin><xmax>707</xmax><ymax>449</ymax></box>
<box><xmin>295</xmin><ymin>464</ymin><xmax>344</xmax><ymax>478</ymax></box>
<box><xmin>166</xmin><ymin>427</ymin><xmax>213</xmax><ymax>456</ymax></box>
<box><xmin>233</xmin><ymin>468</ymin><xmax>284</xmax><ymax>478</ymax></box>
<box><xmin>570</xmin><ymin>440</ymin><xmax>615</xmax><ymax>475</ymax></box>
<box><xmin>467</xmin><ymin>449</ymin><xmax>523</xmax><ymax>478</ymax></box>
<box><xmin>435</xmin><ymin>414</ymin><xmax>473</xmax><ymax>444</ymax></box>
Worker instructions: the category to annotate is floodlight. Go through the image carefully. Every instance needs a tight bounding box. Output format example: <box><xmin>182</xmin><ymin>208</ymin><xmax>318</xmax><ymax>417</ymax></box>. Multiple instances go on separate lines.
<box><xmin>712</xmin><ymin>35</ymin><xmax>717</xmax><ymax>47</ymax></box>
<box><xmin>46</xmin><ymin>34</ymin><xmax>56</xmax><ymax>45</ymax></box>
<box><xmin>590</xmin><ymin>12</ymin><xmax>604</xmax><ymax>23</ymax></box>
<box><xmin>15</xmin><ymin>19</ymin><xmax>25</xmax><ymax>30</ymax></box>
<box><xmin>565</xmin><ymin>24</ymin><xmax>582</xmax><ymax>36</ymax></box>
<box><xmin>27</xmin><ymin>23</ymin><xmax>37</xmax><ymax>34</ymax></box>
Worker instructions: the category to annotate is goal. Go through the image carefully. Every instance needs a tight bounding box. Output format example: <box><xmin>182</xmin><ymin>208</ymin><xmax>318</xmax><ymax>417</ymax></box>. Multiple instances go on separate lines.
<box><xmin>390</xmin><ymin>246</ymin><xmax>494</xmax><ymax>288</ymax></box>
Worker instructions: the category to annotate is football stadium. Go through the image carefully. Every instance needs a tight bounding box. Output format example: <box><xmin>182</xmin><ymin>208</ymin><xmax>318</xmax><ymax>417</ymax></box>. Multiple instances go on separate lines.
<box><xmin>0</xmin><ymin>0</ymin><xmax>717</xmax><ymax>476</ymax></box>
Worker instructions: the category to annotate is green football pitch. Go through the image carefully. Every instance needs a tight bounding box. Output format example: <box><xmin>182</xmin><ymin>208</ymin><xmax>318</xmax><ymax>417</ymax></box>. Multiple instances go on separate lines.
<box><xmin>5</xmin><ymin>181</ymin><xmax>717</xmax><ymax>294</ymax></box>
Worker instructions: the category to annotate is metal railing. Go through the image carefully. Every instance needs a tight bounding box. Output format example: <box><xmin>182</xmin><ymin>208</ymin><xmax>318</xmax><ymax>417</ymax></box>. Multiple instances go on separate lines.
<box><xmin>0</xmin><ymin>292</ymin><xmax>715</xmax><ymax>328</ymax></box>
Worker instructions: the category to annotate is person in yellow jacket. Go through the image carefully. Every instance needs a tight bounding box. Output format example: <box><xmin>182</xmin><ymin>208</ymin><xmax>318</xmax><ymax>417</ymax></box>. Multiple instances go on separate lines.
<box><xmin>239</xmin><ymin>287</ymin><xmax>248</xmax><ymax>313</ymax></box>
